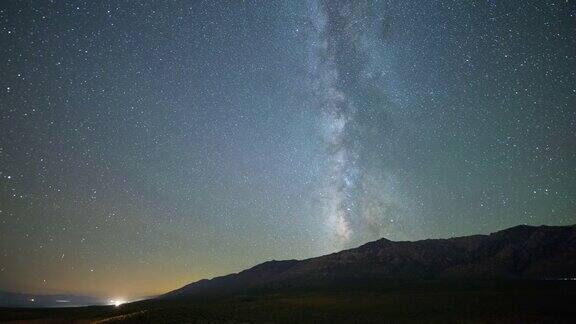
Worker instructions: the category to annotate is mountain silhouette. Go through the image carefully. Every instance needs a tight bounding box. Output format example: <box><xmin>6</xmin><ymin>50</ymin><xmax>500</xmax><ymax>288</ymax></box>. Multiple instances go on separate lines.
<box><xmin>163</xmin><ymin>224</ymin><xmax>576</xmax><ymax>298</ymax></box>
<box><xmin>0</xmin><ymin>291</ymin><xmax>104</xmax><ymax>308</ymax></box>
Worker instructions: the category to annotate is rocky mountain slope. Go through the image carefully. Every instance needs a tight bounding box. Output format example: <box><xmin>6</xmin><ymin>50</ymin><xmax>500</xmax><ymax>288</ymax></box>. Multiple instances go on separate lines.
<box><xmin>163</xmin><ymin>224</ymin><xmax>576</xmax><ymax>298</ymax></box>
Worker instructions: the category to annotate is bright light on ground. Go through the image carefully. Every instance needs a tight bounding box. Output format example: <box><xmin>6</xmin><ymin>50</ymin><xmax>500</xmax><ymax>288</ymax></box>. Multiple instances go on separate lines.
<box><xmin>109</xmin><ymin>298</ymin><xmax>126</xmax><ymax>307</ymax></box>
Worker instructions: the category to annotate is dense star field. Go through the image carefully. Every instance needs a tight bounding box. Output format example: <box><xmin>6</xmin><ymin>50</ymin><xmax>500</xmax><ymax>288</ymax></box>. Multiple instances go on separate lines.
<box><xmin>0</xmin><ymin>0</ymin><xmax>575</xmax><ymax>300</ymax></box>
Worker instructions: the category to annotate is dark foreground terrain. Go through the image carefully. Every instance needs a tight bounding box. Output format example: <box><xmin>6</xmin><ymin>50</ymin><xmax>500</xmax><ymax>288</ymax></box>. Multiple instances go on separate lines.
<box><xmin>3</xmin><ymin>225</ymin><xmax>576</xmax><ymax>323</ymax></box>
<box><xmin>1</xmin><ymin>279</ymin><xmax>576</xmax><ymax>323</ymax></box>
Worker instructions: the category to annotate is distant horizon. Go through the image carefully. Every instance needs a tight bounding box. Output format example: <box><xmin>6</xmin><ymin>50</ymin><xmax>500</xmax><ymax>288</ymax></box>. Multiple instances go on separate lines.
<box><xmin>3</xmin><ymin>222</ymin><xmax>573</xmax><ymax>303</ymax></box>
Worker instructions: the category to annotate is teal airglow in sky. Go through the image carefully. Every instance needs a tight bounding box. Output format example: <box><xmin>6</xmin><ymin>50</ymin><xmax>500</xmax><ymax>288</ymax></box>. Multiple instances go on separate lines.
<box><xmin>0</xmin><ymin>0</ymin><xmax>575</xmax><ymax>298</ymax></box>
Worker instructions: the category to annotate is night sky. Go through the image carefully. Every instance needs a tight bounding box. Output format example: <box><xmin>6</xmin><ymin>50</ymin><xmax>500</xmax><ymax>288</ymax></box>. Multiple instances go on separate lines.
<box><xmin>1</xmin><ymin>0</ymin><xmax>575</xmax><ymax>300</ymax></box>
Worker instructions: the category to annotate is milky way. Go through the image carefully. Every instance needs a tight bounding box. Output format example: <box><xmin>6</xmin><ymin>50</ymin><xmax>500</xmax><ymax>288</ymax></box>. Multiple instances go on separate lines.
<box><xmin>308</xmin><ymin>1</ymin><xmax>412</xmax><ymax>248</ymax></box>
<box><xmin>0</xmin><ymin>0</ymin><xmax>574</xmax><ymax>298</ymax></box>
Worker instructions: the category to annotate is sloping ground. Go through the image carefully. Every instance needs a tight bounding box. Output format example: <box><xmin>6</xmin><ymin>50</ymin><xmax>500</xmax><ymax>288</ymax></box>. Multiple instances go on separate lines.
<box><xmin>3</xmin><ymin>280</ymin><xmax>576</xmax><ymax>323</ymax></box>
<box><xmin>3</xmin><ymin>224</ymin><xmax>576</xmax><ymax>323</ymax></box>
<box><xmin>164</xmin><ymin>224</ymin><xmax>576</xmax><ymax>298</ymax></box>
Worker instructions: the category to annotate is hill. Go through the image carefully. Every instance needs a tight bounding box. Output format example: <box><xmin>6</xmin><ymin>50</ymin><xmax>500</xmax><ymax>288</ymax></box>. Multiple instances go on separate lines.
<box><xmin>2</xmin><ymin>224</ymin><xmax>576</xmax><ymax>323</ymax></box>
<box><xmin>163</xmin><ymin>224</ymin><xmax>576</xmax><ymax>298</ymax></box>
<box><xmin>0</xmin><ymin>291</ymin><xmax>104</xmax><ymax>308</ymax></box>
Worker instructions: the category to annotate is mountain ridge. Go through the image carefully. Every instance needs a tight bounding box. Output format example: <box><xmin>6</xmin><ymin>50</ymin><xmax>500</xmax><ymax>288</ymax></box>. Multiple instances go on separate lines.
<box><xmin>162</xmin><ymin>224</ymin><xmax>576</xmax><ymax>298</ymax></box>
<box><xmin>0</xmin><ymin>291</ymin><xmax>104</xmax><ymax>308</ymax></box>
